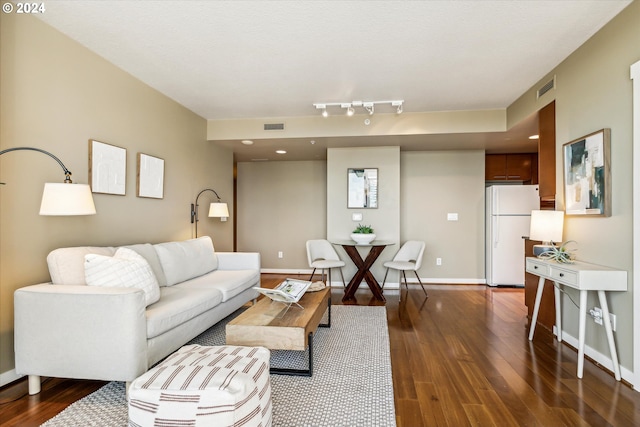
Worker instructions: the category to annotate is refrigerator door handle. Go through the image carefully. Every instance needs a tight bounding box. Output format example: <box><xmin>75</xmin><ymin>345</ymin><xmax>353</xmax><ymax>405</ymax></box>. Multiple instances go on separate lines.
<box><xmin>493</xmin><ymin>215</ymin><xmax>499</xmax><ymax>248</ymax></box>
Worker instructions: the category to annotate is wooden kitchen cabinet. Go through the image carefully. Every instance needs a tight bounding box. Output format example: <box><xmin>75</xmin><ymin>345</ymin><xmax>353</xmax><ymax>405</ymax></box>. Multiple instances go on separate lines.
<box><xmin>485</xmin><ymin>153</ymin><xmax>536</xmax><ymax>183</ymax></box>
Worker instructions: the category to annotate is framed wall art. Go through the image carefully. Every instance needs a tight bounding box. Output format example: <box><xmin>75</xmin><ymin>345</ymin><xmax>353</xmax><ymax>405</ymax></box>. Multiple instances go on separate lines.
<box><xmin>347</xmin><ymin>168</ymin><xmax>378</xmax><ymax>208</ymax></box>
<box><xmin>137</xmin><ymin>153</ymin><xmax>164</xmax><ymax>199</ymax></box>
<box><xmin>89</xmin><ymin>139</ymin><xmax>126</xmax><ymax>195</ymax></box>
<box><xmin>562</xmin><ymin>128</ymin><xmax>611</xmax><ymax>216</ymax></box>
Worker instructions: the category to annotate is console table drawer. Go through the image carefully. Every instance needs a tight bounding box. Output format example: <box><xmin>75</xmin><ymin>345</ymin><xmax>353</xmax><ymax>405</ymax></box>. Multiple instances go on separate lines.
<box><xmin>549</xmin><ymin>267</ymin><xmax>577</xmax><ymax>285</ymax></box>
<box><xmin>526</xmin><ymin>259</ymin><xmax>548</xmax><ymax>276</ymax></box>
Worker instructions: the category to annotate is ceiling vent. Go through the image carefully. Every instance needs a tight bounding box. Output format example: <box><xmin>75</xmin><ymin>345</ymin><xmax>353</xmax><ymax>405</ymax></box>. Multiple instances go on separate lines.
<box><xmin>263</xmin><ymin>123</ymin><xmax>285</xmax><ymax>131</ymax></box>
<box><xmin>537</xmin><ymin>76</ymin><xmax>556</xmax><ymax>99</ymax></box>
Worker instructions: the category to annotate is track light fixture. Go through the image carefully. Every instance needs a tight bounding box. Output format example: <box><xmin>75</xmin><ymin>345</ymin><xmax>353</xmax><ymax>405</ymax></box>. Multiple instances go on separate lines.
<box><xmin>312</xmin><ymin>100</ymin><xmax>403</xmax><ymax>117</ymax></box>
<box><xmin>364</xmin><ymin>102</ymin><xmax>374</xmax><ymax>115</ymax></box>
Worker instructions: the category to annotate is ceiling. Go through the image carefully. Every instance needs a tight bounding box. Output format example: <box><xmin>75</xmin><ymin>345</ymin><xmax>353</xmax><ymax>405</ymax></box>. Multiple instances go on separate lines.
<box><xmin>35</xmin><ymin>1</ymin><xmax>632</xmax><ymax>160</ymax></box>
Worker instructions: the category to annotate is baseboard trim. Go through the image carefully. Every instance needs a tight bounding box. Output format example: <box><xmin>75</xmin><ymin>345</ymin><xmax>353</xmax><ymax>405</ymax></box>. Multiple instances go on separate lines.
<box><xmin>0</xmin><ymin>368</ymin><xmax>24</xmax><ymax>388</ymax></box>
<box><xmin>560</xmin><ymin>330</ymin><xmax>633</xmax><ymax>384</ymax></box>
<box><xmin>259</xmin><ymin>270</ymin><xmax>485</xmax><ymax>287</ymax></box>
<box><xmin>261</xmin><ymin>268</ymin><xmax>313</xmax><ymax>275</ymax></box>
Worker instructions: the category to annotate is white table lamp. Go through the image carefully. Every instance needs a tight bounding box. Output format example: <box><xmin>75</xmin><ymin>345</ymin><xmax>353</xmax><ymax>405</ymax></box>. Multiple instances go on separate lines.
<box><xmin>529</xmin><ymin>210</ymin><xmax>564</xmax><ymax>256</ymax></box>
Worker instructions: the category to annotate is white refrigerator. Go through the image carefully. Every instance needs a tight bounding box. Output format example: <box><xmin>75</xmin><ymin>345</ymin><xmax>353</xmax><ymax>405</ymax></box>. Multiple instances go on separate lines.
<box><xmin>486</xmin><ymin>185</ymin><xmax>540</xmax><ymax>287</ymax></box>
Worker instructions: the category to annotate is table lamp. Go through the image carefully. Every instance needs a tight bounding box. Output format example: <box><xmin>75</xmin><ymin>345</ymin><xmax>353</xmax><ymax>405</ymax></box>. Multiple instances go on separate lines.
<box><xmin>529</xmin><ymin>210</ymin><xmax>564</xmax><ymax>256</ymax></box>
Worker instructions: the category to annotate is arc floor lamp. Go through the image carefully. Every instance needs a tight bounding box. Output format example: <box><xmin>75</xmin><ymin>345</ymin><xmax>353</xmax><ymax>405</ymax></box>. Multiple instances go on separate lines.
<box><xmin>0</xmin><ymin>146</ymin><xmax>96</xmax><ymax>215</ymax></box>
<box><xmin>190</xmin><ymin>188</ymin><xmax>229</xmax><ymax>238</ymax></box>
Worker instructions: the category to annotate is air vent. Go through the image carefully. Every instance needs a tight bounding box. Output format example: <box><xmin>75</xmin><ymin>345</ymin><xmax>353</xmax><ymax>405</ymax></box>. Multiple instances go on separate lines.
<box><xmin>263</xmin><ymin>123</ymin><xmax>285</xmax><ymax>131</ymax></box>
<box><xmin>537</xmin><ymin>76</ymin><xmax>555</xmax><ymax>99</ymax></box>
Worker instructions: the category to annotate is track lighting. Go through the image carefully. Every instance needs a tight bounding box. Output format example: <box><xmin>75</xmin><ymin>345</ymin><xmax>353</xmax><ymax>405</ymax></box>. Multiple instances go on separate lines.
<box><xmin>312</xmin><ymin>100</ymin><xmax>403</xmax><ymax>117</ymax></box>
<box><xmin>364</xmin><ymin>102</ymin><xmax>374</xmax><ymax>115</ymax></box>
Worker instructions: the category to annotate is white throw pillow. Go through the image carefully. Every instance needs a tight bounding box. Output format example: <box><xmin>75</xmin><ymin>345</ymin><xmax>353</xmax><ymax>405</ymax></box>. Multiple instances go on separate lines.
<box><xmin>84</xmin><ymin>247</ymin><xmax>161</xmax><ymax>306</ymax></box>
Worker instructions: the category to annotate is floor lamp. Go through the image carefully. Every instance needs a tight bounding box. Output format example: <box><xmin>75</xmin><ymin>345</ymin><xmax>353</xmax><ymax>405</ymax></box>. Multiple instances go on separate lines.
<box><xmin>0</xmin><ymin>147</ymin><xmax>96</xmax><ymax>215</ymax></box>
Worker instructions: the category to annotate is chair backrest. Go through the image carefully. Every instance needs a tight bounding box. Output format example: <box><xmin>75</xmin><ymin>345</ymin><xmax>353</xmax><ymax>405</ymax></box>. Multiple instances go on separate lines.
<box><xmin>306</xmin><ymin>239</ymin><xmax>341</xmax><ymax>266</ymax></box>
<box><xmin>393</xmin><ymin>240</ymin><xmax>426</xmax><ymax>270</ymax></box>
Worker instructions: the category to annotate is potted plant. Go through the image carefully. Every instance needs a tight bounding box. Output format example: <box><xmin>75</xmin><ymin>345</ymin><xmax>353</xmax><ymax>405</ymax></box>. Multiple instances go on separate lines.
<box><xmin>351</xmin><ymin>224</ymin><xmax>376</xmax><ymax>244</ymax></box>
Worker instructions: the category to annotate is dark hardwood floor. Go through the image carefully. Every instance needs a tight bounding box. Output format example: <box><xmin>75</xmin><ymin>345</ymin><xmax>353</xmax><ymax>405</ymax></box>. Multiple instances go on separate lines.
<box><xmin>1</xmin><ymin>273</ymin><xmax>639</xmax><ymax>426</ymax></box>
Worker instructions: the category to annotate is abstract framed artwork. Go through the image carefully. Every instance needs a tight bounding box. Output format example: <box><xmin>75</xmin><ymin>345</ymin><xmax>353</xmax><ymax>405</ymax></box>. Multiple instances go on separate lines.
<box><xmin>136</xmin><ymin>153</ymin><xmax>164</xmax><ymax>199</ymax></box>
<box><xmin>89</xmin><ymin>139</ymin><xmax>126</xmax><ymax>195</ymax></box>
<box><xmin>562</xmin><ymin>128</ymin><xmax>611</xmax><ymax>216</ymax></box>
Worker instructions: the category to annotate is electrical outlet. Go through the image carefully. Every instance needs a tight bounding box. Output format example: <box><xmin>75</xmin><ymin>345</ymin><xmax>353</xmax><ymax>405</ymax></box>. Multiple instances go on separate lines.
<box><xmin>278</xmin><ymin>251</ymin><xmax>283</xmax><ymax>259</ymax></box>
<box><xmin>590</xmin><ymin>307</ymin><xmax>617</xmax><ymax>331</ymax></box>
<box><xmin>436</xmin><ymin>257</ymin><xmax>442</xmax><ymax>266</ymax></box>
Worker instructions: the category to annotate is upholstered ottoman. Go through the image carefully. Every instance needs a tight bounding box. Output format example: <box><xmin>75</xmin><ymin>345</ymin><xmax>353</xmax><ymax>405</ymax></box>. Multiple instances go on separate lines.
<box><xmin>128</xmin><ymin>344</ymin><xmax>272</xmax><ymax>427</ymax></box>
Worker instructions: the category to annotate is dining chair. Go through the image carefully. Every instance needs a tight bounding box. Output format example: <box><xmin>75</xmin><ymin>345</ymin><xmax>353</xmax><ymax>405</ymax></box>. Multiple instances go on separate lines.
<box><xmin>306</xmin><ymin>240</ymin><xmax>346</xmax><ymax>287</ymax></box>
<box><xmin>381</xmin><ymin>240</ymin><xmax>427</xmax><ymax>296</ymax></box>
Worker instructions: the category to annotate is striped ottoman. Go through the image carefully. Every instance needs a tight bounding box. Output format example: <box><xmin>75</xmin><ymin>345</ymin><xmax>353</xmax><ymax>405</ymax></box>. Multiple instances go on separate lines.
<box><xmin>128</xmin><ymin>344</ymin><xmax>272</xmax><ymax>427</ymax></box>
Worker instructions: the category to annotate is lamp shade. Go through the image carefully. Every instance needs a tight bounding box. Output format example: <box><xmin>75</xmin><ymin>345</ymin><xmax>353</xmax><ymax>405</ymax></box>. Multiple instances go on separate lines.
<box><xmin>39</xmin><ymin>183</ymin><xmax>96</xmax><ymax>216</ymax></box>
<box><xmin>208</xmin><ymin>202</ymin><xmax>229</xmax><ymax>218</ymax></box>
<box><xmin>529</xmin><ymin>210</ymin><xmax>564</xmax><ymax>243</ymax></box>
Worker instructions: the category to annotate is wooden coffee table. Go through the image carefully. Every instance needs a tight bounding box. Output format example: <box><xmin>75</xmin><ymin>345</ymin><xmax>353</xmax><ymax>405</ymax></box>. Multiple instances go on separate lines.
<box><xmin>226</xmin><ymin>287</ymin><xmax>330</xmax><ymax>376</ymax></box>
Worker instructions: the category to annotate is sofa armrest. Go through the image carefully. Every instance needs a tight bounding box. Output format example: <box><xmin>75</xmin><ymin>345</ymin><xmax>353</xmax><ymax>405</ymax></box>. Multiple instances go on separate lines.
<box><xmin>14</xmin><ymin>283</ymin><xmax>148</xmax><ymax>383</ymax></box>
<box><xmin>216</xmin><ymin>252</ymin><xmax>260</xmax><ymax>271</ymax></box>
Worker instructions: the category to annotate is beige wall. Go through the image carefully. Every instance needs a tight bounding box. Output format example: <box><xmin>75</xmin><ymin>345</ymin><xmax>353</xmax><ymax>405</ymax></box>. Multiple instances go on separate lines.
<box><xmin>327</xmin><ymin>147</ymin><xmax>400</xmax><ymax>282</ymax></box>
<box><xmin>401</xmin><ymin>151</ymin><xmax>486</xmax><ymax>281</ymax></box>
<box><xmin>0</xmin><ymin>14</ymin><xmax>233</xmax><ymax>382</ymax></box>
<box><xmin>508</xmin><ymin>1</ymin><xmax>639</xmax><ymax>370</ymax></box>
<box><xmin>236</xmin><ymin>160</ymin><xmax>327</xmax><ymax>271</ymax></box>
<box><xmin>236</xmin><ymin>148</ymin><xmax>487</xmax><ymax>286</ymax></box>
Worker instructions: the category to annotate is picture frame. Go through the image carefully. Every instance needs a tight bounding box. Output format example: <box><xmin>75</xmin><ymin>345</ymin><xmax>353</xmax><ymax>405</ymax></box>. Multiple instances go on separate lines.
<box><xmin>562</xmin><ymin>128</ymin><xmax>611</xmax><ymax>216</ymax></box>
<box><xmin>348</xmin><ymin>168</ymin><xmax>378</xmax><ymax>208</ymax></box>
<box><xmin>137</xmin><ymin>153</ymin><xmax>164</xmax><ymax>199</ymax></box>
<box><xmin>89</xmin><ymin>139</ymin><xmax>126</xmax><ymax>195</ymax></box>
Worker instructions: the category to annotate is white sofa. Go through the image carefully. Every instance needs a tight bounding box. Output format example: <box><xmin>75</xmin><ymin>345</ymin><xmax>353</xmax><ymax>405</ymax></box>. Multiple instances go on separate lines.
<box><xmin>14</xmin><ymin>236</ymin><xmax>260</xmax><ymax>395</ymax></box>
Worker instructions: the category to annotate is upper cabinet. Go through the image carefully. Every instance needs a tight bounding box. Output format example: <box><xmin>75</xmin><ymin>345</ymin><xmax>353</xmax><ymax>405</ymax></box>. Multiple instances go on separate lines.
<box><xmin>485</xmin><ymin>153</ymin><xmax>536</xmax><ymax>183</ymax></box>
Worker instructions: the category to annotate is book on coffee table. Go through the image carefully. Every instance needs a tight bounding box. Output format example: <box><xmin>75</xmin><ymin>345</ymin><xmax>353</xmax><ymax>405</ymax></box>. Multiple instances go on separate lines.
<box><xmin>253</xmin><ymin>278</ymin><xmax>312</xmax><ymax>304</ymax></box>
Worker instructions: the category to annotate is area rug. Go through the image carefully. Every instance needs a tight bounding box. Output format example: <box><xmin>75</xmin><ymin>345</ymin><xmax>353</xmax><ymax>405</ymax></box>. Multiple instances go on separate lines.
<box><xmin>41</xmin><ymin>305</ymin><xmax>396</xmax><ymax>427</ymax></box>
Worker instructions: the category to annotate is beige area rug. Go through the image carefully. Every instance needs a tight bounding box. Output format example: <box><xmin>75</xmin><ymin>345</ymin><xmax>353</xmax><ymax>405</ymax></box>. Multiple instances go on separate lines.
<box><xmin>41</xmin><ymin>305</ymin><xmax>396</xmax><ymax>427</ymax></box>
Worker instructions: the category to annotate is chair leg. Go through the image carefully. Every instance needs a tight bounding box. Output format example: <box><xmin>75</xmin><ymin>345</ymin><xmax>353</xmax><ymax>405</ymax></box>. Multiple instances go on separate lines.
<box><xmin>381</xmin><ymin>268</ymin><xmax>389</xmax><ymax>289</ymax></box>
<box><xmin>328</xmin><ymin>269</ymin><xmax>332</xmax><ymax>287</ymax></box>
<box><xmin>339</xmin><ymin>268</ymin><xmax>346</xmax><ymax>288</ymax></box>
<box><xmin>414</xmin><ymin>271</ymin><xmax>428</xmax><ymax>296</ymax></box>
<box><xmin>309</xmin><ymin>268</ymin><xmax>317</xmax><ymax>281</ymax></box>
<box><xmin>402</xmin><ymin>271</ymin><xmax>409</xmax><ymax>291</ymax></box>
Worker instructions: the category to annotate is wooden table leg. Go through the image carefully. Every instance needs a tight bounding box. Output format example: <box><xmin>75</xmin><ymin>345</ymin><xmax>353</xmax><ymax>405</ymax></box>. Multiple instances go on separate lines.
<box><xmin>342</xmin><ymin>245</ymin><xmax>386</xmax><ymax>302</ymax></box>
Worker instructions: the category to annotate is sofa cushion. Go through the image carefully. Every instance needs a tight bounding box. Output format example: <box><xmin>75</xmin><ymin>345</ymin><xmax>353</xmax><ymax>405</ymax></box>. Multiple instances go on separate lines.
<box><xmin>154</xmin><ymin>236</ymin><xmax>218</xmax><ymax>286</ymax></box>
<box><xmin>85</xmin><ymin>247</ymin><xmax>161</xmax><ymax>306</ymax></box>
<box><xmin>177</xmin><ymin>269</ymin><xmax>260</xmax><ymax>302</ymax></box>
<box><xmin>146</xmin><ymin>285</ymin><xmax>223</xmax><ymax>339</ymax></box>
<box><xmin>124</xmin><ymin>243</ymin><xmax>168</xmax><ymax>287</ymax></box>
<box><xmin>48</xmin><ymin>246</ymin><xmax>117</xmax><ymax>285</ymax></box>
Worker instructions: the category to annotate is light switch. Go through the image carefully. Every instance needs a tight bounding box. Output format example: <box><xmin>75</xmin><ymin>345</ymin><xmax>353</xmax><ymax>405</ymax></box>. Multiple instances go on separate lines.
<box><xmin>352</xmin><ymin>213</ymin><xmax>363</xmax><ymax>221</ymax></box>
<box><xmin>447</xmin><ymin>213</ymin><xmax>459</xmax><ymax>221</ymax></box>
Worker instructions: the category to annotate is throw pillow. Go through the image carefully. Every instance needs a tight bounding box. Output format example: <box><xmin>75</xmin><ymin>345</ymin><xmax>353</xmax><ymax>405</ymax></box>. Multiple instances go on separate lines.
<box><xmin>84</xmin><ymin>247</ymin><xmax>161</xmax><ymax>306</ymax></box>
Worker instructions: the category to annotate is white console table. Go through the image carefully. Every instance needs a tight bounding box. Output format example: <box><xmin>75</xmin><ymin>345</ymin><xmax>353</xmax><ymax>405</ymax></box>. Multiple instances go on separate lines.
<box><xmin>526</xmin><ymin>257</ymin><xmax>627</xmax><ymax>380</ymax></box>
